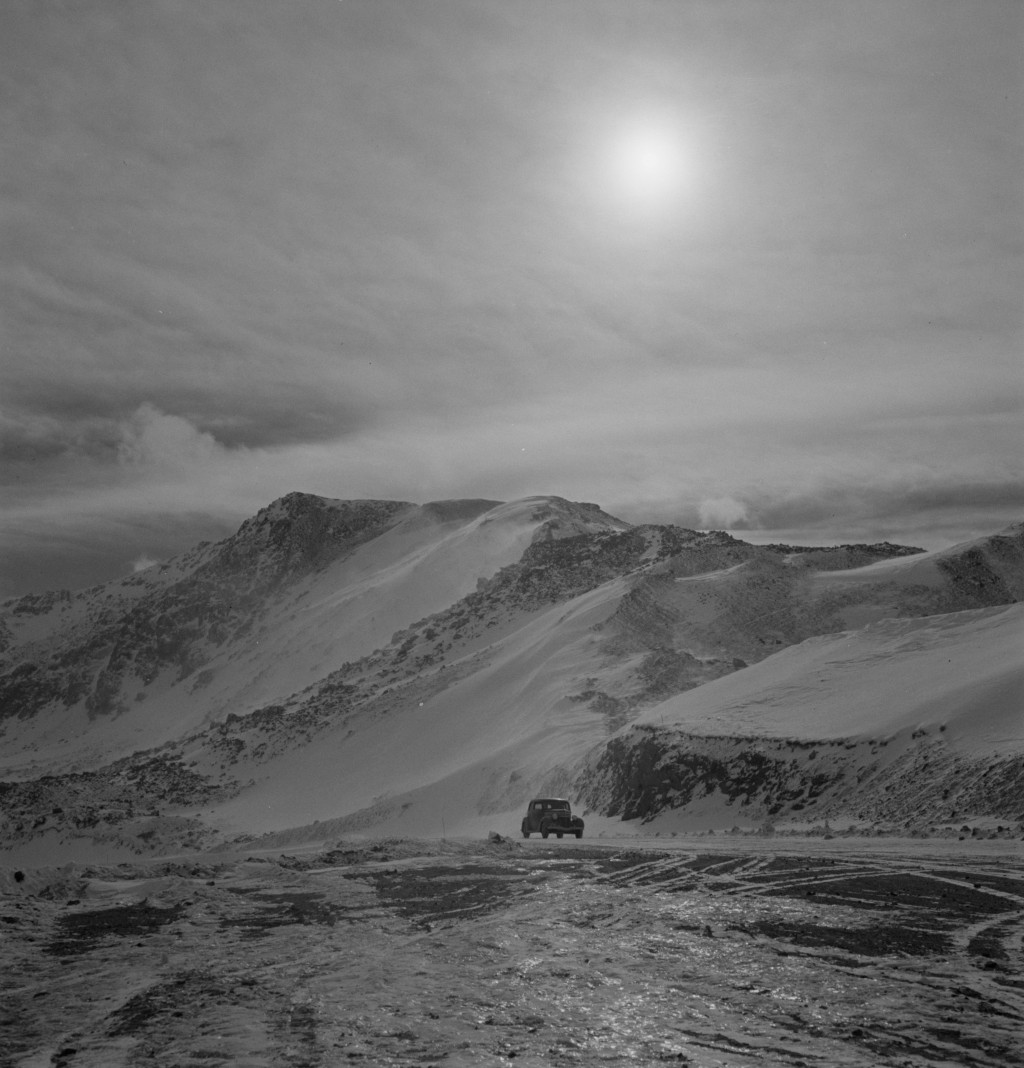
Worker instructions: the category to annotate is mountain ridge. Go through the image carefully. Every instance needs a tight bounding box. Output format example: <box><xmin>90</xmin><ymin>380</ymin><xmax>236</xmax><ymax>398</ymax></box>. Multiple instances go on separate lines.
<box><xmin>1</xmin><ymin>492</ymin><xmax>1020</xmax><ymax>859</ymax></box>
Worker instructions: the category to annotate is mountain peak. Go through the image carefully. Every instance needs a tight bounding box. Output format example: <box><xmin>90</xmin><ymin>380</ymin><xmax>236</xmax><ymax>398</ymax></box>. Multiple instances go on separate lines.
<box><xmin>220</xmin><ymin>494</ymin><xmax>415</xmax><ymax>580</ymax></box>
<box><xmin>250</xmin><ymin>491</ymin><xmax>413</xmax><ymax>523</ymax></box>
<box><xmin>510</xmin><ymin>495</ymin><xmax>632</xmax><ymax>541</ymax></box>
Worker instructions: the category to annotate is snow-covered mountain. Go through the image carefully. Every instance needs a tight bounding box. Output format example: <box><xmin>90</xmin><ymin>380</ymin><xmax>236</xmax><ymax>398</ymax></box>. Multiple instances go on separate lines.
<box><xmin>0</xmin><ymin>495</ymin><xmax>626</xmax><ymax>772</ymax></box>
<box><xmin>1</xmin><ymin>496</ymin><xmax>1021</xmax><ymax>860</ymax></box>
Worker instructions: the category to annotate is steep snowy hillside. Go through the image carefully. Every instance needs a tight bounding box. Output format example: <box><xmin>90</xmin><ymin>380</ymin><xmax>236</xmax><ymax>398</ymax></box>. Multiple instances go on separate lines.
<box><xmin>0</xmin><ymin>494</ymin><xmax>1020</xmax><ymax>859</ymax></box>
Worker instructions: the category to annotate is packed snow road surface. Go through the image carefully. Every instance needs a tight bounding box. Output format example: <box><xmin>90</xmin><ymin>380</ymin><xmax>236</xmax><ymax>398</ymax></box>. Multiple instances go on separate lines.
<box><xmin>3</xmin><ymin>838</ymin><xmax>1021</xmax><ymax>1067</ymax></box>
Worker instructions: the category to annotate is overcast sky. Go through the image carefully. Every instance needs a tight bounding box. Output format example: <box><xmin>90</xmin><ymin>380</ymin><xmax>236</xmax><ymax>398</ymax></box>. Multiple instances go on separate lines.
<box><xmin>2</xmin><ymin>0</ymin><xmax>1022</xmax><ymax>598</ymax></box>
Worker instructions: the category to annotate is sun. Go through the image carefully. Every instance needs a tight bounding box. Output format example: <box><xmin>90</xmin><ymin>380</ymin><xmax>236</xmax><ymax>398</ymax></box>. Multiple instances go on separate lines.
<box><xmin>607</xmin><ymin>116</ymin><xmax>689</xmax><ymax>210</ymax></box>
<box><xmin>571</xmin><ymin>104</ymin><xmax>704</xmax><ymax>230</ymax></box>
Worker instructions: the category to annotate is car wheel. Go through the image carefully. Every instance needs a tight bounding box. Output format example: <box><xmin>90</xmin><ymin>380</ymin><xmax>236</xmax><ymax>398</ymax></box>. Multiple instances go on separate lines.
<box><xmin>575</xmin><ymin>831</ymin><xmax>583</xmax><ymax>839</ymax></box>
<box><xmin>522</xmin><ymin>831</ymin><xmax>530</xmax><ymax>838</ymax></box>
<box><xmin>556</xmin><ymin>832</ymin><xmax>563</xmax><ymax>839</ymax></box>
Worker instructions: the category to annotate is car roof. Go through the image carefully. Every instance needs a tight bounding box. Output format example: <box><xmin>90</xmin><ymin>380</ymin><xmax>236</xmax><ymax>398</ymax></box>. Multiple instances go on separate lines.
<box><xmin>530</xmin><ymin>797</ymin><xmax>569</xmax><ymax>804</ymax></box>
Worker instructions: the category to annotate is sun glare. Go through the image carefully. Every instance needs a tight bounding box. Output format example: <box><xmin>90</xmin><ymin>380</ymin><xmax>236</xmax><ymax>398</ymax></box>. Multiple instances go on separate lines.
<box><xmin>607</xmin><ymin>116</ymin><xmax>689</xmax><ymax>213</ymax></box>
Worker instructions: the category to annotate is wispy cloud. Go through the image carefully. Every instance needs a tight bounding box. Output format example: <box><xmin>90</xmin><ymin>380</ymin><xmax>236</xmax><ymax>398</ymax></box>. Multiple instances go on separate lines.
<box><xmin>1</xmin><ymin>0</ymin><xmax>1020</xmax><ymax>597</ymax></box>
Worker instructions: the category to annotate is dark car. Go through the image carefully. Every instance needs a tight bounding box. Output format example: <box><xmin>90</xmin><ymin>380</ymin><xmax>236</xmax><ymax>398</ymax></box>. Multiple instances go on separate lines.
<box><xmin>521</xmin><ymin>798</ymin><xmax>584</xmax><ymax>839</ymax></box>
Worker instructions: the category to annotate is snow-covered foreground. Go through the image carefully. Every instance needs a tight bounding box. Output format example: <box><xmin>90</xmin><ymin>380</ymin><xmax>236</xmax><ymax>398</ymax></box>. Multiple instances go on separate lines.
<box><xmin>3</xmin><ymin>837</ymin><xmax>1021</xmax><ymax>1067</ymax></box>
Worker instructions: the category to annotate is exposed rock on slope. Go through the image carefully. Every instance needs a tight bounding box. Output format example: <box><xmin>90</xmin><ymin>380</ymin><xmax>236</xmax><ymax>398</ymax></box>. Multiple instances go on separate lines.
<box><xmin>576</xmin><ymin>728</ymin><xmax>1024</xmax><ymax>830</ymax></box>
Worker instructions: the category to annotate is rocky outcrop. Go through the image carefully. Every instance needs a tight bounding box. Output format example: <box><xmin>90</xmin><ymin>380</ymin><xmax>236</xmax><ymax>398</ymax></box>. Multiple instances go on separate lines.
<box><xmin>764</xmin><ymin>542</ymin><xmax>925</xmax><ymax>570</ymax></box>
<box><xmin>574</xmin><ymin>725</ymin><xmax>1024</xmax><ymax>827</ymax></box>
<box><xmin>219</xmin><ymin>494</ymin><xmax>414</xmax><ymax>583</ymax></box>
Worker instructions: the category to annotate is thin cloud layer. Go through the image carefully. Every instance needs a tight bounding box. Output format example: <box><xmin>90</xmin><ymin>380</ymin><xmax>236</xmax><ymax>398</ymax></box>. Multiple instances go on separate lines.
<box><xmin>1</xmin><ymin>0</ymin><xmax>1021</xmax><ymax>598</ymax></box>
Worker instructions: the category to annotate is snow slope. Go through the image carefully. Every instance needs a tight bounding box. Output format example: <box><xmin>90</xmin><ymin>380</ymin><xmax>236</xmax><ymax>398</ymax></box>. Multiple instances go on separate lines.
<box><xmin>206</xmin><ymin>574</ymin><xmax>635</xmax><ymax>839</ymax></box>
<box><xmin>632</xmin><ymin>603</ymin><xmax>1023</xmax><ymax>755</ymax></box>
